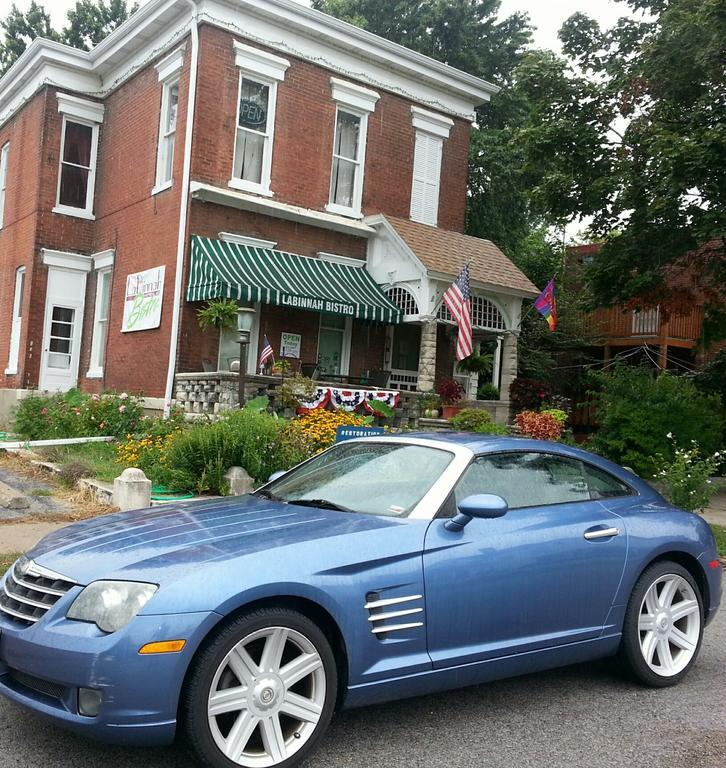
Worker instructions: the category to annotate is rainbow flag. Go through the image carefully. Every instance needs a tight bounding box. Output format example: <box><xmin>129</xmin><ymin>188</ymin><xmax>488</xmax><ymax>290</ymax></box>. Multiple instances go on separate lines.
<box><xmin>534</xmin><ymin>277</ymin><xmax>557</xmax><ymax>332</ymax></box>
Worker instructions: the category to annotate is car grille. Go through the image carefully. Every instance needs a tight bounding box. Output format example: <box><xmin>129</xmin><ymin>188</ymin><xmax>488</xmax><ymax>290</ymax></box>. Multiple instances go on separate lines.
<box><xmin>0</xmin><ymin>557</ymin><xmax>76</xmax><ymax>626</ymax></box>
<box><xmin>7</xmin><ymin>669</ymin><xmax>68</xmax><ymax>700</ymax></box>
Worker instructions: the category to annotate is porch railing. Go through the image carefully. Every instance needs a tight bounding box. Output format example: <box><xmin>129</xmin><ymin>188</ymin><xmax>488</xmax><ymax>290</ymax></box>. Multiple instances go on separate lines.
<box><xmin>389</xmin><ymin>369</ymin><xmax>419</xmax><ymax>391</ymax></box>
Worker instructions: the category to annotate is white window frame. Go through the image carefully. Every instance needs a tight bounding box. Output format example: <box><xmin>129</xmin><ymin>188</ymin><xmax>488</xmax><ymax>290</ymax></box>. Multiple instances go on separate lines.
<box><xmin>152</xmin><ymin>46</ymin><xmax>184</xmax><ymax>195</ymax></box>
<box><xmin>5</xmin><ymin>266</ymin><xmax>25</xmax><ymax>375</ymax></box>
<box><xmin>86</xmin><ymin>250</ymin><xmax>114</xmax><ymax>378</ymax></box>
<box><xmin>317</xmin><ymin>313</ymin><xmax>353</xmax><ymax>376</ymax></box>
<box><xmin>53</xmin><ymin>94</ymin><xmax>104</xmax><ymax>221</ymax></box>
<box><xmin>326</xmin><ymin>78</ymin><xmax>379</xmax><ymax>219</ymax></box>
<box><xmin>229</xmin><ymin>41</ymin><xmax>290</xmax><ymax>197</ymax></box>
<box><xmin>410</xmin><ymin>106</ymin><xmax>453</xmax><ymax>227</ymax></box>
<box><xmin>0</xmin><ymin>142</ymin><xmax>9</xmax><ymax>229</ymax></box>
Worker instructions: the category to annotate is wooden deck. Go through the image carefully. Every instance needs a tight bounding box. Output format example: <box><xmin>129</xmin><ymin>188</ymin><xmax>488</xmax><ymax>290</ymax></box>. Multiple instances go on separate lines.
<box><xmin>583</xmin><ymin>305</ymin><xmax>703</xmax><ymax>349</ymax></box>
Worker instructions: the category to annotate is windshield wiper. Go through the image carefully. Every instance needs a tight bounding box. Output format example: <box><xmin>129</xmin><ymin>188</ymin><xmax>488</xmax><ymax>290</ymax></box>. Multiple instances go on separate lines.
<box><xmin>253</xmin><ymin>489</ymin><xmax>279</xmax><ymax>501</ymax></box>
<box><xmin>286</xmin><ymin>498</ymin><xmax>353</xmax><ymax>513</ymax></box>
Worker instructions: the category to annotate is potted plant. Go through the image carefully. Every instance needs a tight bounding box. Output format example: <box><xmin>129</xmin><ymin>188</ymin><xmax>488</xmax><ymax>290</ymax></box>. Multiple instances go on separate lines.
<box><xmin>196</xmin><ymin>299</ymin><xmax>239</xmax><ymax>331</ymax></box>
<box><xmin>418</xmin><ymin>392</ymin><xmax>442</xmax><ymax>418</ymax></box>
<box><xmin>271</xmin><ymin>359</ymin><xmax>292</xmax><ymax>376</ymax></box>
<box><xmin>436</xmin><ymin>378</ymin><xmax>465</xmax><ymax>419</ymax></box>
<box><xmin>457</xmin><ymin>352</ymin><xmax>493</xmax><ymax>377</ymax></box>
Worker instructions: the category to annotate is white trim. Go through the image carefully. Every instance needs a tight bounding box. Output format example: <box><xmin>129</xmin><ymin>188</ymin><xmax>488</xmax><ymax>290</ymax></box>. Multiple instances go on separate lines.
<box><xmin>317</xmin><ymin>313</ymin><xmax>352</xmax><ymax>377</ymax></box>
<box><xmin>411</xmin><ymin>106</ymin><xmax>453</xmax><ymax>139</ymax></box>
<box><xmin>86</xmin><ymin>267</ymin><xmax>113</xmax><ymax>379</ymax></box>
<box><xmin>220</xmin><ymin>232</ymin><xmax>277</xmax><ymax>249</ymax></box>
<box><xmin>151</xmin><ymin>180</ymin><xmax>173</xmax><ymax>196</ymax></box>
<box><xmin>56</xmin><ymin>93</ymin><xmax>104</xmax><ymax>123</ymax></box>
<box><xmin>246</xmin><ymin>301</ymin><xmax>261</xmax><ymax>376</ymax></box>
<box><xmin>326</xmin><ymin>105</ymin><xmax>369</xmax><ymax>218</ymax></box>
<box><xmin>41</xmin><ymin>249</ymin><xmax>93</xmax><ymax>272</ymax></box>
<box><xmin>153</xmin><ymin>75</ymin><xmax>180</xmax><ymax>192</ymax></box>
<box><xmin>317</xmin><ymin>252</ymin><xmax>365</xmax><ymax>268</ymax></box>
<box><xmin>330</xmin><ymin>77</ymin><xmax>379</xmax><ymax>113</ymax></box>
<box><xmin>92</xmin><ymin>248</ymin><xmax>115</xmax><ymax>270</ymax></box>
<box><xmin>0</xmin><ymin>142</ymin><xmax>8</xmax><ymax>229</ymax></box>
<box><xmin>228</xmin><ymin>177</ymin><xmax>274</xmax><ymax>196</ymax></box>
<box><xmin>54</xmin><ymin>114</ymin><xmax>100</xmax><ymax>219</ymax></box>
<box><xmin>6</xmin><ymin>266</ymin><xmax>25</xmax><ymax>375</ymax></box>
<box><xmin>233</xmin><ymin>39</ymin><xmax>290</xmax><ymax>81</ymax></box>
<box><xmin>191</xmin><ymin>181</ymin><xmax>376</xmax><ymax>237</ymax></box>
<box><xmin>155</xmin><ymin>43</ymin><xmax>186</xmax><ymax>82</ymax></box>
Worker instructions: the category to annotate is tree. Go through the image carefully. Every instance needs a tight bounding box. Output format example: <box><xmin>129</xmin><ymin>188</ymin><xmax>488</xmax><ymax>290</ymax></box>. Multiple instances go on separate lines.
<box><xmin>0</xmin><ymin>2</ymin><xmax>58</xmax><ymax>74</ymax></box>
<box><xmin>312</xmin><ymin>0</ymin><xmax>535</xmax><ymax>257</ymax></box>
<box><xmin>0</xmin><ymin>0</ymin><xmax>137</xmax><ymax>75</ymax></box>
<box><xmin>63</xmin><ymin>0</ymin><xmax>138</xmax><ymax>51</ymax></box>
<box><xmin>516</xmin><ymin>0</ymin><xmax>726</xmax><ymax>315</ymax></box>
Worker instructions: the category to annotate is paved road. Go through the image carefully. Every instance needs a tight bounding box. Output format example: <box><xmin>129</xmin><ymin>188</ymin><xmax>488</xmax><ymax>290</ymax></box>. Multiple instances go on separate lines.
<box><xmin>1</xmin><ymin>593</ymin><xmax>723</xmax><ymax>768</ymax></box>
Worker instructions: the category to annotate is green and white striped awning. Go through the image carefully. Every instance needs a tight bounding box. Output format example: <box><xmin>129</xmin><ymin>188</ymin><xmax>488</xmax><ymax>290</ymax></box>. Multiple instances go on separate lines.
<box><xmin>187</xmin><ymin>236</ymin><xmax>402</xmax><ymax>324</ymax></box>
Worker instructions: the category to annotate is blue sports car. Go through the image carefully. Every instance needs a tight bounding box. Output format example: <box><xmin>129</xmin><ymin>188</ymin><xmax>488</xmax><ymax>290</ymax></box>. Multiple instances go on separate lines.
<box><xmin>0</xmin><ymin>434</ymin><xmax>721</xmax><ymax>768</ymax></box>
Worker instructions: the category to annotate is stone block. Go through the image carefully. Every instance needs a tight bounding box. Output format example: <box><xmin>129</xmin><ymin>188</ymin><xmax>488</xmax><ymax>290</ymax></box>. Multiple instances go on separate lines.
<box><xmin>113</xmin><ymin>468</ymin><xmax>151</xmax><ymax>511</ymax></box>
<box><xmin>225</xmin><ymin>466</ymin><xmax>254</xmax><ymax>496</ymax></box>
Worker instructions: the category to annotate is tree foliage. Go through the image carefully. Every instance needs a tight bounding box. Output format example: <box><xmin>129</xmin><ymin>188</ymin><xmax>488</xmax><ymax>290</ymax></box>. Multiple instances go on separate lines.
<box><xmin>0</xmin><ymin>0</ymin><xmax>137</xmax><ymax>74</ymax></box>
<box><xmin>516</xmin><ymin>0</ymin><xmax>726</xmax><ymax>312</ymax></box>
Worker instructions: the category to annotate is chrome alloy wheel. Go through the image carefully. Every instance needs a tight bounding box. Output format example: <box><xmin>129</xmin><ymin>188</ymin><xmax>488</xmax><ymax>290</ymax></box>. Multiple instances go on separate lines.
<box><xmin>207</xmin><ymin>626</ymin><xmax>326</xmax><ymax>767</ymax></box>
<box><xmin>637</xmin><ymin>573</ymin><xmax>701</xmax><ymax>677</ymax></box>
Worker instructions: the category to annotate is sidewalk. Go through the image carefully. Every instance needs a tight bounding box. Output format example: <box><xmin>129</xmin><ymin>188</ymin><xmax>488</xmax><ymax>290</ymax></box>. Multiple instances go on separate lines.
<box><xmin>703</xmin><ymin>492</ymin><xmax>726</xmax><ymax>527</ymax></box>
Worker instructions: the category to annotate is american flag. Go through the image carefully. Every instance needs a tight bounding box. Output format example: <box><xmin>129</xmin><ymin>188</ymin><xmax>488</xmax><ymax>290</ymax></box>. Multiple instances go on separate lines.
<box><xmin>443</xmin><ymin>265</ymin><xmax>473</xmax><ymax>361</ymax></box>
<box><xmin>258</xmin><ymin>334</ymin><xmax>274</xmax><ymax>372</ymax></box>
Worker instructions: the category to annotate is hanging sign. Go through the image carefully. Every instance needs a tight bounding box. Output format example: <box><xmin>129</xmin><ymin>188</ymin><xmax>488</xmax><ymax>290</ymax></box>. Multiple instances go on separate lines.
<box><xmin>122</xmin><ymin>266</ymin><xmax>165</xmax><ymax>332</ymax></box>
<box><xmin>280</xmin><ymin>332</ymin><xmax>302</xmax><ymax>358</ymax></box>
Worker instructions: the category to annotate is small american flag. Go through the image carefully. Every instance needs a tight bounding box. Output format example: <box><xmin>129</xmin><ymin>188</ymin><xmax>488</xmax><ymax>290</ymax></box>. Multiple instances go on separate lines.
<box><xmin>443</xmin><ymin>265</ymin><xmax>473</xmax><ymax>361</ymax></box>
<box><xmin>258</xmin><ymin>335</ymin><xmax>274</xmax><ymax>372</ymax></box>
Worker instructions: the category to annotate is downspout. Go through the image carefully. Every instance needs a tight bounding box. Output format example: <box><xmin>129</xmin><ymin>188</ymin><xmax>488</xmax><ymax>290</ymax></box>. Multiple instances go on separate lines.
<box><xmin>163</xmin><ymin>0</ymin><xmax>200</xmax><ymax>418</ymax></box>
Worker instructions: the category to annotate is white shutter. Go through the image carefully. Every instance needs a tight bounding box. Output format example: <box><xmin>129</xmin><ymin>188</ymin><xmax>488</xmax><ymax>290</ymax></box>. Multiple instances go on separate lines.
<box><xmin>6</xmin><ymin>267</ymin><xmax>24</xmax><ymax>374</ymax></box>
<box><xmin>410</xmin><ymin>132</ymin><xmax>442</xmax><ymax>225</ymax></box>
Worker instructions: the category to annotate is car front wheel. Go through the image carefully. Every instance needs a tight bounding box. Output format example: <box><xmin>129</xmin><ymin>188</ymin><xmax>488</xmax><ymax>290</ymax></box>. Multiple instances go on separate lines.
<box><xmin>183</xmin><ymin>607</ymin><xmax>338</xmax><ymax>768</ymax></box>
<box><xmin>621</xmin><ymin>560</ymin><xmax>704</xmax><ymax>687</ymax></box>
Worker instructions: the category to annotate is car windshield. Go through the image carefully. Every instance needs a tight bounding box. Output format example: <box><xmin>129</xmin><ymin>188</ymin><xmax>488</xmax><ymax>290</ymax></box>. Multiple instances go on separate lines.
<box><xmin>261</xmin><ymin>441</ymin><xmax>454</xmax><ymax>517</ymax></box>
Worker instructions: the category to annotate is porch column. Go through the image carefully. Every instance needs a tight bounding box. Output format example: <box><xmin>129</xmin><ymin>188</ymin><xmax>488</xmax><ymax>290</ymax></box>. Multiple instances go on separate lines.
<box><xmin>416</xmin><ymin>317</ymin><xmax>437</xmax><ymax>392</ymax></box>
<box><xmin>499</xmin><ymin>331</ymin><xmax>518</xmax><ymax>403</ymax></box>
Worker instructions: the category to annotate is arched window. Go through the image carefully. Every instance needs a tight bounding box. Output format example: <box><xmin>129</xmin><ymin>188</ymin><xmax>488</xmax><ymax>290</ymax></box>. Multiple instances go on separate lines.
<box><xmin>438</xmin><ymin>295</ymin><xmax>505</xmax><ymax>331</ymax></box>
<box><xmin>386</xmin><ymin>286</ymin><xmax>419</xmax><ymax>316</ymax></box>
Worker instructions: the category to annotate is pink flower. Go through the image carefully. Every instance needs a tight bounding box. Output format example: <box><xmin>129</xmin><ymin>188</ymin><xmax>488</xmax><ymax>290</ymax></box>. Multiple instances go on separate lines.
<box><xmin>118</xmin><ymin>405</ymin><xmax>126</xmax><ymax>413</ymax></box>
<box><xmin>40</xmin><ymin>408</ymin><xmax>48</xmax><ymax>416</ymax></box>
<box><xmin>99</xmin><ymin>422</ymin><xmax>105</xmax><ymax>429</ymax></box>
<box><xmin>119</xmin><ymin>392</ymin><xmax>129</xmax><ymax>400</ymax></box>
<box><xmin>91</xmin><ymin>394</ymin><xmax>100</xmax><ymax>402</ymax></box>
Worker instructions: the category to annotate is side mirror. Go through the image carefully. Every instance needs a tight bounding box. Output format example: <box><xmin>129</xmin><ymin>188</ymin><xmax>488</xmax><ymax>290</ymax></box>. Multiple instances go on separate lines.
<box><xmin>444</xmin><ymin>494</ymin><xmax>508</xmax><ymax>532</ymax></box>
<box><xmin>267</xmin><ymin>470</ymin><xmax>287</xmax><ymax>483</ymax></box>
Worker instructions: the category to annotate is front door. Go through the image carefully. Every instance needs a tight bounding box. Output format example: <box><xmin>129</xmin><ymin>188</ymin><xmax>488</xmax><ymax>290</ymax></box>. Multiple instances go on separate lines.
<box><xmin>39</xmin><ymin>267</ymin><xmax>87</xmax><ymax>392</ymax></box>
<box><xmin>423</xmin><ymin>451</ymin><xmax>629</xmax><ymax>668</ymax></box>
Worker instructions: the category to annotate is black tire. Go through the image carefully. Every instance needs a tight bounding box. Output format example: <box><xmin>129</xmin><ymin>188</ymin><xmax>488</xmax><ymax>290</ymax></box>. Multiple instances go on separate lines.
<box><xmin>182</xmin><ymin>607</ymin><xmax>338</xmax><ymax>768</ymax></box>
<box><xmin>620</xmin><ymin>560</ymin><xmax>704</xmax><ymax>688</ymax></box>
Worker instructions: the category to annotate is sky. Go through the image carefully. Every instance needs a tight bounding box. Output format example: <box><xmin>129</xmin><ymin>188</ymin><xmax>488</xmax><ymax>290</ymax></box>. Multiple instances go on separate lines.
<box><xmin>0</xmin><ymin>0</ymin><xmax>634</xmax><ymax>52</ymax></box>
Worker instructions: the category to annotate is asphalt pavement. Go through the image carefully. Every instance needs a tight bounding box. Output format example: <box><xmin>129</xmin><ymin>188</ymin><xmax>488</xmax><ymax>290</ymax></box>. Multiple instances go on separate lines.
<box><xmin>0</xmin><ymin>587</ymin><xmax>723</xmax><ymax>768</ymax></box>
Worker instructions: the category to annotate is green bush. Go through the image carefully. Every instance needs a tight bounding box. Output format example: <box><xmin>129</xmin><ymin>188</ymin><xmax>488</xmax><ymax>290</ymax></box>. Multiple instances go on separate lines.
<box><xmin>13</xmin><ymin>389</ymin><xmax>144</xmax><ymax>440</ymax></box>
<box><xmin>476</xmin><ymin>383</ymin><xmax>500</xmax><ymax>400</ymax></box>
<box><xmin>588</xmin><ymin>365</ymin><xmax>723</xmax><ymax>477</ymax></box>
<box><xmin>449</xmin><ymin>408</ymin><xmax>508</xmax><ymax>434</ymax></box>
<box><xmin>165</xmin><ymin>409</ymin><xmax>287</xmax><ymax>494</ymax></box>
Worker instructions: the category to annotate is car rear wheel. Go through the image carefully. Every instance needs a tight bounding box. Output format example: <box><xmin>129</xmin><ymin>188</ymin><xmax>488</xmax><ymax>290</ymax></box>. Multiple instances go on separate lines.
<box><xmin>620</xmin><ymin>560</ymin><xmax>703</xmax><ymax>687</ymax></box>
<box><xmin>183</xmin><ymin>607</ymin><xmax>338</xmax><ymax>768</ymax></box>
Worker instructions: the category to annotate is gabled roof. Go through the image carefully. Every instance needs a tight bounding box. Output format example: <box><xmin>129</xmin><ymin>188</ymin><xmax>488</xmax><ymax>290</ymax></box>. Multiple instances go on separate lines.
<box><xmin>375</xmin><ymin>215</ymin><xmax>539</xmax><ymax>298</ymax></box>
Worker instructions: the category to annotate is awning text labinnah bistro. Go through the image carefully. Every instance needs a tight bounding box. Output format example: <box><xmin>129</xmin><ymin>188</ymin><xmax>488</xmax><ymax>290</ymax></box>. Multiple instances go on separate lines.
<box><xmin>280</xmin><ymin>294</ymin><xmax>355</xmax><ymax>316</ymax></box>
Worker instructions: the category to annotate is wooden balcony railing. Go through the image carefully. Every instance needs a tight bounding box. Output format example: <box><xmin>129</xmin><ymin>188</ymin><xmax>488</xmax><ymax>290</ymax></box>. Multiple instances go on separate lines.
<box><xmin>583</xmin><ymin>305</ymin><xmax>703</xmax><ymax>347</ymax></box>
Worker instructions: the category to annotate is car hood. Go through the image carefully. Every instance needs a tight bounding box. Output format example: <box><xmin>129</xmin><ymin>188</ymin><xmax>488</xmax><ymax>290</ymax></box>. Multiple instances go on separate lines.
<box><xmin>28</xmin><ymin>495</ymin><xmax>405</xmax><ymax>585</ymax></box>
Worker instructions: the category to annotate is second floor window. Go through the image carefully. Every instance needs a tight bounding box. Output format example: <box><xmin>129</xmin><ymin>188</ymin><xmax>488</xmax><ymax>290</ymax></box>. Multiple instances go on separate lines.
<box><xmin>233</xmin><ymin>78</ymin><xmax>271</xmax><ymax>187</ymax></box>
<box><xmin>155</xmin><ymin>80</ymin><xmax>179</xmax><ymax>190</ymax></box>
<box><xmin>329</xmin><ymin>109</ymin><xmax>362</xmax><ymax>211</ymax></box>
<box><xmin>56</xmin><ymin>117</ymin><xmax>99</xmax><ymax>217</ymax></box>
<box><xmin>0</xmin><ymin>142</ymin><xmax>8</xmax><ymax>228</ymax></box>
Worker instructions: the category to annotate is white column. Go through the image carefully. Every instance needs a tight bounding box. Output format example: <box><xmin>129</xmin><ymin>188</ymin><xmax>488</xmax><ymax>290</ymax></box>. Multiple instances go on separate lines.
<box><xmin>492</xmin><ymin>336</ymin><xmax>503</xmax><ymax>387</ymax></box>
<box><xmin>499</xmin><ymin>331</ymin><xmax>518</xmax><ymax>403</ymax></box>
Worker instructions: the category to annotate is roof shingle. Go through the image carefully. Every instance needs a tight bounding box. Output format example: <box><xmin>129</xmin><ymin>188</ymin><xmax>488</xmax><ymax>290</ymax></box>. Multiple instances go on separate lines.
<box><xmin>384</xmin><ymin>215</ymin><xmax>539</xmax><ymax>297</ymax></box>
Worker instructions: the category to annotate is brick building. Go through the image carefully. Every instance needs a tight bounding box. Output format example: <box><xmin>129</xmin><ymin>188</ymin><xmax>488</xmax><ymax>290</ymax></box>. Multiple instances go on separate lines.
<box><xmin>0</xmin><ymin>0</ymin><xmax>537</xmax><ymax>419</ymax></box>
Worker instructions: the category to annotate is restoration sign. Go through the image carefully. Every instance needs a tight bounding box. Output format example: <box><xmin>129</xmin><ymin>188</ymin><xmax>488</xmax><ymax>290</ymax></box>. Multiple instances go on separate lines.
<box><xmin>122</xmin><ymin>266</ymin><xmax>165</xmax><ymax>332</ymax></box>
<box><xmin>280</xmin><ymin>332</ymin><xmax>302</xmax><ymax>359</ymax></box>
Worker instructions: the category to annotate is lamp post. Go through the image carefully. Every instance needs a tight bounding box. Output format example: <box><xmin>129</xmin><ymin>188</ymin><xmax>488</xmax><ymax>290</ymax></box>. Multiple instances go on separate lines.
<box><xmin>236</xmin><ymin>306</ymin><xmax>255</xmax><ymax>407</ymax></box>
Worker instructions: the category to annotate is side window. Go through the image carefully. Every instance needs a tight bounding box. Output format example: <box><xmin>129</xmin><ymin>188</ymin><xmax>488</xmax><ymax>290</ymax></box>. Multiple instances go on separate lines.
<box><xmin>582</xmin><ymin>463</ymin><xmax>632</xmax><ymax>499</ymax></box>
<box><xmin>455</xmin><ymin>452</ymin><xmax>591</xmax><ymax>509</ymax></box>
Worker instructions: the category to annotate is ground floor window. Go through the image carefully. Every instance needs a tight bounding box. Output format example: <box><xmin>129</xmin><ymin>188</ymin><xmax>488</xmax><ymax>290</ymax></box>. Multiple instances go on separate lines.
<box><xmin>317</xmin><ymin>312</ymin><xmax>351</xmax><ymax>376</ymax></box>
<box><xmin>6</xmin><ymin>266</ymin><xmax>24</xmax><ymax>374</ymax></box>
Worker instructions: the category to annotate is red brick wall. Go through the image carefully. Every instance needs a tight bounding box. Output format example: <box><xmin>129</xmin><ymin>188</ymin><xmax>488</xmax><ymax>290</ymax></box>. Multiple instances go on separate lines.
<box><xmin>193</xmin><ymin>24</ymin><xmax>469</xmax><ymax>232</ymax></box>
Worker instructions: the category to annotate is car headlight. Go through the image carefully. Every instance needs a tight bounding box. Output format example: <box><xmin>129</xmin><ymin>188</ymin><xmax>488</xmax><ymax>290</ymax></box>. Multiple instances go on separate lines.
<box><xmin>67</xmin><ymin>581</ymin><xmax>158</xmax><ymax>633</ymax></box>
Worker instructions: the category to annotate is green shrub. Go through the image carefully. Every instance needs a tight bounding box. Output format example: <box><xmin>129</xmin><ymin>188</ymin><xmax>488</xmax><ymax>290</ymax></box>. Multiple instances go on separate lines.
<box><xmin>165</xmin><ymin>409</ymin><xmax>286</xmax><ymax>494</ymax></box>
<box><xmin>449</xmin><ymin>408</ymin><xmax>508</xmax><ymax>434</ymax></box>
<box><xmin>13</xmin><ymin>389</ymin><xmax>144</xmax><ymax>440</ymax></box>
<box><xmin>477</xmin><ymin>383</ymin><xmax>500</xmax><ymax>400</ymax></box>
<box><xmin>588</xmin><ymin>365</ymin><xmax>723</xmax><ymax>477</ymax></box>
<box><xmin>541</xmin><ymin>408</ymin><xmax>568</xmax><ymax>425</ymax></box>
<box><xmin>654</xmin><ymin>437</ymin><xmax>721</xmax><ymax>512</ymax></box>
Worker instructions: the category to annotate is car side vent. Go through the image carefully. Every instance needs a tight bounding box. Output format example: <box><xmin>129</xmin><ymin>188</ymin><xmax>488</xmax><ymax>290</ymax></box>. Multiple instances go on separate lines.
<box><xmin>364</xmin><ymin>592</ymin><xmax>424</xmax><ymax>638</ymax></box>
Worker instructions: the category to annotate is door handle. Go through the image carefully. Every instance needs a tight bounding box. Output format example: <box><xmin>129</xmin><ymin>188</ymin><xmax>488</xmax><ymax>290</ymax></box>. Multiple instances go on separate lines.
<box><xmin>584</xmin><ymin>527</ymin><xmax>620</xmax><ymax>540</ymax></box>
